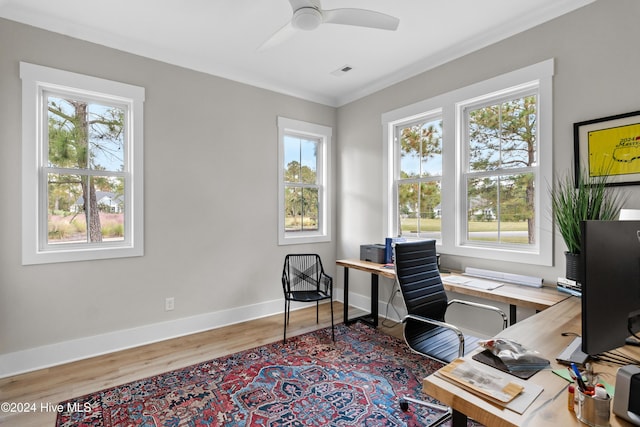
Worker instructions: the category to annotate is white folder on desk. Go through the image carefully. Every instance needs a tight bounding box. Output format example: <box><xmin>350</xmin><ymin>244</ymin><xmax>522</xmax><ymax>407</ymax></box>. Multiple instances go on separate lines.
<box><xmin>443</xmin><ymin>275</ymin><xmax>503</xmax><ymax>291</ymax></box>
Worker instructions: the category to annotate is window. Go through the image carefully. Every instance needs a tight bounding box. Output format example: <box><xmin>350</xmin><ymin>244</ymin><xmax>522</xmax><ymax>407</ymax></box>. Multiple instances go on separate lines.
<box><xmin>461</xmin><ymin>87</ymin><xmax>539</xmax><ymax>248</ymax></box>
<box><xmin>278</xmin><ymin>117</ymin><xmax>331</xmax><ymax>245</ymax></box>
<box><xmin>395</xmin><ymin>112</ymin><xmax>443</xmax><ymax>241</ymax></box>
<box><xmin>21</xmin><ymin>62</ymin><xmax>144</xmax><ymax>264</ymax></box>
<box><xmin>383</xmin><ymin>59</ymin><xmax>553</xmax><ymax>265</ymax></box>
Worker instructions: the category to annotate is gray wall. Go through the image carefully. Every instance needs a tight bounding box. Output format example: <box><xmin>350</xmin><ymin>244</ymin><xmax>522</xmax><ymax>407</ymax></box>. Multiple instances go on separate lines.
<box><xmin>0</xmin><ymin>18</ymin><xmax>336</xmax><ymax>375</ymax></box>
<box><xmin>335</xmin><ymin>0</ymin><xmax>640</xmax><ymax>330</ymax></box>
<box><xmin>2</xmin><ymin>0</ymin><xmax>640</xmax><ymax>374</ymax></box>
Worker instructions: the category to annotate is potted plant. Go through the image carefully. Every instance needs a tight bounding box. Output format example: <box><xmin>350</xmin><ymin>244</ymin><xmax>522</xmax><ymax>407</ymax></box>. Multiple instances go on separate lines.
<box><xmin>550</xmin><ymin>167</ymin><xmax>626</xmax><ymax>281</ymax></box>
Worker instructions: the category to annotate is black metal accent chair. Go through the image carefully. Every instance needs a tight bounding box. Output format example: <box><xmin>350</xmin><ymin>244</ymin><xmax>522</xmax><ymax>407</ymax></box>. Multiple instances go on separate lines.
<box><xmin>281</xmin><ymin>254</ymin><xmax>334</xmax><ymax>343</ymax></box>
<box><xmin>394</xmin><ymin>239</ymin><xmax>508</xmax><ymax>425</ymax></box>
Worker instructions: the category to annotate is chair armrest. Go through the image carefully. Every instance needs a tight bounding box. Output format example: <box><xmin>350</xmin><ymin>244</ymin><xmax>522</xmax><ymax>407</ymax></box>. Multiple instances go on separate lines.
<box><xmin>447</xmin><ymin>299</ymin><xmax>508</xmax><ymax>330</ymax></box>
<box><xmin>402</xmin><ymin>314</ymin><xmax>466</xmax><ymax>357</ymax></box>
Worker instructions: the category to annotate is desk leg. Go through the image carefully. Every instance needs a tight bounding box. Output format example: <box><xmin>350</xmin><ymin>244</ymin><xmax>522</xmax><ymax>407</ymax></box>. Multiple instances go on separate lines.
<box><xmin>370</xmin><ymin>274</ymin><xmax>379</xmax><ymax>327</ymax></box>
<box><xmin>351</xmin><ymin>273</ymin><xmax>379</xmax><ymax>327</ymax></box>
<box><xmin>510</xmin><ymin>304</ymin><xmax>517</xmax><ymax>326</ymax></box>
<box><xmin>342</xmin><ymin>268</ymin><xmax>379</xmax><ymax>328</ymax></box>
<box><xmin>451</xmin><ymin>409</ymin><xmax>467</xmax><ymax>427</ymax></box>
<box><xmin>343</xmin><ymin>267</ymin><xmax>350</xmax><ymax>324</ymax></box>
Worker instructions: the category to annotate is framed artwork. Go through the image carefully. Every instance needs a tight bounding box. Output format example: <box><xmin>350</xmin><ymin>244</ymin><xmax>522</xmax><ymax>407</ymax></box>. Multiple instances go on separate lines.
<box><xmin>574</xmin><ymin>110</ymin><xmax>640</xmax><ymax>186</ymax></box>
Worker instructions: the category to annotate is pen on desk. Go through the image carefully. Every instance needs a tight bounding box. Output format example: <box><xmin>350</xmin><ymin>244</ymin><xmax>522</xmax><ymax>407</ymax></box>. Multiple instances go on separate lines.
<box><xmin>571</xmin><ymin>363</ymin><xmax>587</xmax><ymax>391</ymax></box>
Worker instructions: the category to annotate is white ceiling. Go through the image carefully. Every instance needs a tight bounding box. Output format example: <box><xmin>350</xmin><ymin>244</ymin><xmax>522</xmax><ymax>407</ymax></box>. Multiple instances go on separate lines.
<box><xmin>0</xmin><ymin>0</ymin><xmax>595</xmax><ymax>107</ymax></box>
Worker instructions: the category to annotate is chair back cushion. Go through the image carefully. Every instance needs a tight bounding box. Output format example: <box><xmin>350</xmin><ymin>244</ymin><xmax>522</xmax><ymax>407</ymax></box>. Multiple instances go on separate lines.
<box><xmin>394</xmin><ymin>240</ymin><xmax>447</xmax><ymax>321</ymax></box>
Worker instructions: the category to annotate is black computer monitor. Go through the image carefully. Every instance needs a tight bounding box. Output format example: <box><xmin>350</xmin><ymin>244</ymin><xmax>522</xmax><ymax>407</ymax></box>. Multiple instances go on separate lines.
<box><xmin>580</xmin><ymin>220</ymin><xmax>640</xmax><ymax>356</ymax></box>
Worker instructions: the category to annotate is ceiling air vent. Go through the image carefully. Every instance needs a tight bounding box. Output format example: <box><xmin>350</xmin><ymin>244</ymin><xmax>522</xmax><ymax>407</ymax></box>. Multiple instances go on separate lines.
<box><xmin>330</xmin><ymin>65</ymin><xmax>353</xmax><ymax>77</ymax></box>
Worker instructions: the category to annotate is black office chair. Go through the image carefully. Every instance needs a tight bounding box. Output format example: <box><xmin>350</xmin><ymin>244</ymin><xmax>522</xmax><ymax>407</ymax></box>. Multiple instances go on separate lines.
<box><xmin>281</xmin><ymin>254</ymin><xmax>335</xmax><ymax>343</ymax></box>
<box><xmin>394</xmin><ymin>239</ymin><xmax>507</xmax><ymax>424</ymax></box>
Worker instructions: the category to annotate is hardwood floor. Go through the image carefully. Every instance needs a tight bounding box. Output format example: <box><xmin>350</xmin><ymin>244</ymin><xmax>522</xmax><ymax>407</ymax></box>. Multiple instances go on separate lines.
<box><xmin>0</xmin><ymin>302</ymin><xmax>403</xmax><ymax>427</ymax></box>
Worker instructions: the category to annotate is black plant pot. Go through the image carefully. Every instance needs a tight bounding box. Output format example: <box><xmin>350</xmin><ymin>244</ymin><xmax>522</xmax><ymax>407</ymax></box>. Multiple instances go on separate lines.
<box><xmin>565</xmin><ymin>251</ymin><xmax>580</xmax><ymax>281</ymax></box>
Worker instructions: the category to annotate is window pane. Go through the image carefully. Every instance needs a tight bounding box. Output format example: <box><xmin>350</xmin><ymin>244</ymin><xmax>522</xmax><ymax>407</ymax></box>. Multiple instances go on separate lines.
<box><xmin>300</xmin><ymin>139</ymin><xmax>317</xmax><ymax>184</ymax></box>
<box><xmin>398</xmin><ymin>181</ymin><xmax>441</xmax><ymax>239</ymax></box>
<box><xmin>300</xmin><ymin>187</ymin><xmax>318</xmax><ymax>231</ymax></box>
<box><xmin>48</xmin><ymin>173</ymin><xmax>87</xmax><ymax>244</ymax></box>
<box><xmin>499</xmin><ymin>173</ymin><xmax>535</xmax><ymax>244</ymax></box>
<box><xmin>468</xmin><ymin>95</ymin><xmax>537</xmax><ymax>172</ymax></box>
<box><xmin>467</xmin><ymin>176</ymin><xmax>498</xmax><ymax>241</ymax></box>
<box><xmin>283</xmin><ymin>186</ymin><xmax>318</xmax><ymax>232</ymax></box>
<box><xmin>399</xmin><ymin>119</ymin><xmax>442</xmax><ymax>178</ymax></box>
<box><xmin>398</xmin><ymin>182</ymin><xmax>418</xmax><ymax>235</ymax></box>
<box><xmin>283</xmin><ymin>135</ymin><xmax>318</xmax><ymax>184</ymax></box>
<box><xmin>419</xmin><ymin>182</ymin><xmax>442</xmax><ymax>239</ymax></box>
<box><xmin>47</xmin><ymin>95</ymin><xmax>125</xmax><ymax>172</ymax></box>
<box><xmin>47</xmin><ymin>173</ymin><xmax>125</xmax><ymax>244</ymax></box>
<box><xmin>501</xmin><ymin>97</ymin><xmax>537</xmax><ymax>169</ymax></box>
<box><xmin>467</xmin><ymin>174</ymin><xmax>533</xmax><ymax>244</ymax></box>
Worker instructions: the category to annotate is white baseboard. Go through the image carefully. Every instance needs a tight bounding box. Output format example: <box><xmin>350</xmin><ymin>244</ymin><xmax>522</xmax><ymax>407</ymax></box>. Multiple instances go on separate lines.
<box><xmin>344</xmin><ymin>288</ymin><xmax>405</xmax><ymax>324</ymax></box>
<box><xmin>0</xmin><ymin>290</ymin><xmax>381</xmax><ymax>378</ymax></box>
<box><xmin>0</xmin><ymin>298</ymin><xmax>285</xmax><ymax>378</ymax></box>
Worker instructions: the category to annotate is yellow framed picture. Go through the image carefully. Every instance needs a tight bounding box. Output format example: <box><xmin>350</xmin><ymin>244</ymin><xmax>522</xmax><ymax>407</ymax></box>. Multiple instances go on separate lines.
<box><xmin>574</xmin><ymin>110</ymin><xmax>640</xmax><ymax>186</ymax></box>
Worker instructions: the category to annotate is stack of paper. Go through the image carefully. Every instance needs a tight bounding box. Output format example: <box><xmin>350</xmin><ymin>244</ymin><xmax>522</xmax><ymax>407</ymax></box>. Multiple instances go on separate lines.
<box><xmin>438</xmin><ymin>358</ymin><xmax>523</xmax><ymax>403</ymax></box>
<box><xmin>436</xmin><ymin>358</ymin><xmax>544</xmax><ymax>414</ymax></box>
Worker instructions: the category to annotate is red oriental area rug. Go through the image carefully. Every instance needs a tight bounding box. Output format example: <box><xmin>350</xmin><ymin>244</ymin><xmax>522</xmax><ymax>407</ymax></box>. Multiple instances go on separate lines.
<box><xmin>55</xmin><ymin>322</ymin><xmax>464</xmax><ymax>426</ymax></box>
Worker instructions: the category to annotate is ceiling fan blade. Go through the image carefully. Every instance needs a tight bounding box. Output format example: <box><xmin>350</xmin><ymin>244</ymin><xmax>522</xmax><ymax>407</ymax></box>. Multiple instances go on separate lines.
<box><xmin>323</xmin><ymin>8</ymin><xmax>399</xmax><ymax>31</ymax></box>
<box><xmin>258</xmin><ymin>21</ymin><xmax>298</xmax><ymax>51</ymax></box>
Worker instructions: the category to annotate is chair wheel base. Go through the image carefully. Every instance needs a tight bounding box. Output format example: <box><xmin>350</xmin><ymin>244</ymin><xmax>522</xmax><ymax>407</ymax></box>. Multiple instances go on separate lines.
<box><xmin>399</xmin><ymin>395</ymin><xmax>451</xmax><ymax>425</ymax></box>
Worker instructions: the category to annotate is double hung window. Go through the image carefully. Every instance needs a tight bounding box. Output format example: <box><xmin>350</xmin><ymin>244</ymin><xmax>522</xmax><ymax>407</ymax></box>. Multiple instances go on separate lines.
<box><xmin>461</xmin><ymin>87</ymin><xmax>539</xmax><ymax>247</ymax></box>
<box><xmin>277</xmin><ymin>117</ymin><xmax>332</xmax><ymax>245</ymax></box>
<box><xmin>21</xmin><ymin>62</ymin><xmax>144</xmax><ymax>264</ymax></box>
<box><xmin>395</xmin><ymin>113</ymin><xmax>443</xmax><ymax>241</ymax></box>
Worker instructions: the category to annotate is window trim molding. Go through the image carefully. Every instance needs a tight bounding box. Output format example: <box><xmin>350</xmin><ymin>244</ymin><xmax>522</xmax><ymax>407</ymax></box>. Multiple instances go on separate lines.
<box><xmin>382</xmin><ymin>59</ymin><xmax>554</xmax><ymax>266</ymax></box>
<box><xmin>20</xmin><ymin>62</ymin><xmax>145</xmax><ymax>265</ymax></box>
<box><xmin>277</xmin><ymin>116</ymin><xmax>332</xmax><ymax>245</ymax></box>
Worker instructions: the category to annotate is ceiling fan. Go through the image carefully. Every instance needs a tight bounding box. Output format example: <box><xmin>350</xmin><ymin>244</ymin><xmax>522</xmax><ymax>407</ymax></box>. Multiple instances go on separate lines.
<box><xmin>259</xmin><ymin>0</ymin><xmax>400</xmax><ymax>50</ymax></box>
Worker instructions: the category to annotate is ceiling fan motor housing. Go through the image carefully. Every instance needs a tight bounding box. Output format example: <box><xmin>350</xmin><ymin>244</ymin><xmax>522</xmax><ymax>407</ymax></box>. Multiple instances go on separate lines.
<box><xmin>292</xmin><ymin>7</ymin><xmax>323</xmax><ymax>31</ymax></box>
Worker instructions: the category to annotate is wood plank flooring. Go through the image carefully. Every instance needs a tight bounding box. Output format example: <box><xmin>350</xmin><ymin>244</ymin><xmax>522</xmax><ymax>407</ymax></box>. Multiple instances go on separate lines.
<box><xmin>0</xmin><ymin>302</ymin><xmax>403</xmax><ymax>427</ymax></box>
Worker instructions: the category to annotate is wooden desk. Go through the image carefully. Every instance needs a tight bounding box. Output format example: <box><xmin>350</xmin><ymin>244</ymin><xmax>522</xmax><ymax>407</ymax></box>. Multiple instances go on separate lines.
<box><xmin>336</xmin><ymin>259</ymin><xmax>568</xmax><ymax>327</ymax></box>
<box><xmin>423</xmin><ymin>297</ymin><xmax>640</xmax><ymax>427</ymax></box>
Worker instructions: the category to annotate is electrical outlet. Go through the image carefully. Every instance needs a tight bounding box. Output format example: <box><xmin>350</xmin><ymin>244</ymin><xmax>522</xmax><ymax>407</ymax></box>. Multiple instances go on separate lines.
<box><xmin>165</xmin><ymin>297</ymin><xmax>175</xmax><ymax>311</ymax></box>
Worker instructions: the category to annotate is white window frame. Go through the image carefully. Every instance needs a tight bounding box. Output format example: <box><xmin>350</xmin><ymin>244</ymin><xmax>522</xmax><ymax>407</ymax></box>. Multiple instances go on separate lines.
<box><xmin>391</xmin><ymin>109</ymin><xmax>444</xmax><ymax>242</ymax></box>
<box><xmin>277</xmin><ymin>116</ymin><xmax>332</xmax><ymax>245</ymax></box>
<box><xmin>382</xmin><ymin>59</ymin><xmax>554</xmax><ymax>266</ymax></box>
<box><xmin>20</xmin><ymin>62</ymin><xmax>145</xmax><ymax>265</ymax></box>
<box><xmin>458</xmin><ymin>83</ymin><xmax>541</xmax><ymax>251</ymax></box>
